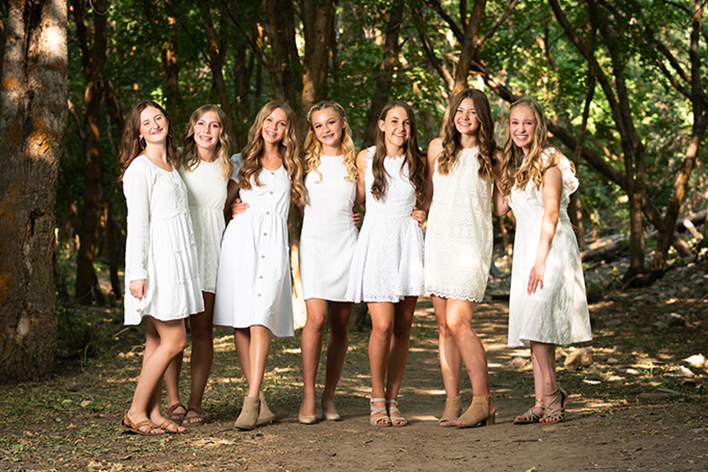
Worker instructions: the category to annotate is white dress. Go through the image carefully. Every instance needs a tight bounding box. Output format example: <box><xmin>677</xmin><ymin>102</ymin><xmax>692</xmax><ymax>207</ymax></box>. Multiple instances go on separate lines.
<box><xmin>213</xmin><ymin>157</ymin><xmax>294</xmax><ymax>338</ymax></box>
<box><xmin>300</xmin><ymin>155</ymin><xmax>358</xmax><ymax>301</ymax></box>
<box><xmin>123</xmin><ymin>155</ymin><xmax>204</xmax><ymax>325</ymax></box>
<box><xmin>179</xmin><ymin>160</ymin><xmax>229</xmax><ymax>293</ymax></box>
<box><xmin>507</xmin><ymin>150</ymin><xmax>592</xmax><ymax>347</ymax></box>
<box><xmin>346</xmin><ymin>147</ymin><xmax>424</xmax><ymax>303</ymax></box>
<box><xmin>425</xmin><ymin>147</ymin><xmax>493</xmax><ymax>301</ymax></box>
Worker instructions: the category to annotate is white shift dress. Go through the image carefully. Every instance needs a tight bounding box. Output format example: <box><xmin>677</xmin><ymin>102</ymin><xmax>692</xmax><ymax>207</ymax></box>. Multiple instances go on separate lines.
<box><xmin>123</xmin><ymin>155</ymin><xmax>204</xmax><ymax>325</ymax></box>
<box><xmin>300</xmin><ymin>155</ymin><xmax>358</xmax><ymax>301</ymax></box>
<box><xmin>346</xmin><ymin>147</ymin><xmax>424</xmax><ymax>303</ymax></box>
<box><xmin>507</xmin><ymin>150</ymin><xmax>592</xmax><ymax>347</ymax></box>
<box><xmin>425</xmin><ymin>147</ymin><xmax>493</xmax><ymax>301</ymax></box>
<box><xmin>213</xmin><ymin>157</ymin><xmax>294</xmax><ymax>338</ymax></box>
<box><xmin>179</xmin><ymin>160</ymin><xmax>229</xmax><ymax>293</ymax></box>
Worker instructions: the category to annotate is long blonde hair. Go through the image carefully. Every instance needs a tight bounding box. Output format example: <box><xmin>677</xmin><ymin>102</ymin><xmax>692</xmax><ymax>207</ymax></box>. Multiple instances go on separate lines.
<box><xmin>437</xmin><ymin>88</ymin><xmax>496</xmax><ymax>179</ymax></box>
<box><xmin>303</xmin><ymin>101</ymin><xmax>357</xmax><ymax>183</ymax></box>
<box><xmin>180</xmin><ymin>104</ymin><xmax>233</xmax><ymax>180</ymax></box>
<box><xmin>500</xmin><ymin>98</ymin><xmax>564</xmax><ymax>196</ymax></box>
<box><xmin>371</xmin><ymin>101</ymin><xmax>427</xmax><ymax>202</ymax></box>
<box><xmin>238</xmin><ymin>101</ymin><xmax>305</xmax><ymax>206</ymax></box>
<box><xmin>117</xmin><ymin>100</ymin><xmax>180</xmax><ymax>183</ymax></box>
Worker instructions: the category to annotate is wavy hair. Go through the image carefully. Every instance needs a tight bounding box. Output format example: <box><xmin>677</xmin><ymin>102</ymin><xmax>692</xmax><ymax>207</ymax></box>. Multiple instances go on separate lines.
<box><xmin>238</xmin><ymin>101</ymin><xmax>305</xmax><ymax>206</ymax></box>
<box><xmin>499</xmin><ymin>98</ymin><xmax>564</xmax><ymax>196</ymax></box>
<box><xmin>117</xmin><ymin>100</ymin><xmax>180</xmax><ymax>183</ymax></box>
<box><xmin>371</xmin><ymin>101</ymin><xmax>427</xmax><ymax>202</ymax></box>
<box><xmin>303</xmin><ymin>101</ymin><xmax>357</xmax><ymax>183</ymax></box>
<box><xmin>437</xmin><ymin>88</ymin><xmax>496</xmax><ymax>179</ymax></box>
<box><xmin>180</xmin><ymin>104</ymin><xmax>233</xmax><ymax>180</ymax></box>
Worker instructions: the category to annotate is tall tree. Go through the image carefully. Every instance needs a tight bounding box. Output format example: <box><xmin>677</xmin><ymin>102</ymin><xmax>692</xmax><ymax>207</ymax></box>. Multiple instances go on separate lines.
<box><xmin>0</xmin><ymin>0</ymin><xmax>68</xmax><ymax>382</ymax></box>
<box><xmin>265</xmin><ymin>0</ymin><xmax>299</xmax><ymax>107</ymax></box>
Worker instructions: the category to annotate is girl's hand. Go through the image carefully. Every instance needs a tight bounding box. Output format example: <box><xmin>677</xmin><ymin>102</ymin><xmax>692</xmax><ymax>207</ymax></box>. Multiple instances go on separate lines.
<box><xmin>130</xmin><ymin>279</ymin><xmax>146</xmax><ymax>299</ymax></box>
<box><xmin>527</xmin><ymin>262</ymin><xmax>546</xmax><ymax>295</ymax></box>
<box><xmin>411</xmin><ymin>207</ymin><xmax>426</xmax><ymax>227</ymax></box>
<box><xmin>231</xmin><ymin>198</ymin><xmax>250</xmax><ymax>217</ymax></box>
<box><xmin>351</xmin><ymin>211</ymin><xmax>363</xmax><ymax>228</ymax></box>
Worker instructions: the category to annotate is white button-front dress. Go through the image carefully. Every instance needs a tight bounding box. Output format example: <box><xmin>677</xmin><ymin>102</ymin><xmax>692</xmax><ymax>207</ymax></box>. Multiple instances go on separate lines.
<box><xmin>123</xmin><ymin>155</ymin><xmax>204</xmax><ymax>325</ymax></box>
<box><xmin>213</xmin><ymin>157</ymin><xmax>294</xmax><ymax>338</ymax></box>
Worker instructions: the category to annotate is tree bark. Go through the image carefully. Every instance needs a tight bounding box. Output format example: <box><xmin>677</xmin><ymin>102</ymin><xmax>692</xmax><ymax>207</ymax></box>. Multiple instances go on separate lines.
<box><xmin>0</xmin><ymin>0</ymin><xmax>67</xmax><ymax>382</ymax></box>
<box><xmin>452</xmin><ymin>0</ymin><xmax>486</xmax><ymax>94</ymax></box>
<box><xmin>362</xmin><ymin>0</ymin><xmax>405</xmax><ymax>147</ymax></box>
<box><xmin>163</xmin><ymin>19</ymin><xmax>186</xmax><ymax>127</ymax></box>
<box><xmin>265</xmin><ymin>0</ymin><xmax>299</xmax><ymax>108</ymax></box>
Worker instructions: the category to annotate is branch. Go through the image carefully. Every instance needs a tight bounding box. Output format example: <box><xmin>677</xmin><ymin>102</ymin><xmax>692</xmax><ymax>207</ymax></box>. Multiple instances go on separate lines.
<box><xmin>161</xmin><ymin>0</ymin><xmax>211</xmax><ymax>67</ymax></box>
<box><xmin>477</xmin><ymin>0</ymin><xmax>519</xmax><ymax>48</ymax></box>
<box><xmin>425</xmin><ymin>0</ymin><xmax>464</xmax><ymax>42</ymax></box>
<box><xmin>219</xmin><ymin>0</ymin><xmax>269</xmax><ymax>70</ymax></box>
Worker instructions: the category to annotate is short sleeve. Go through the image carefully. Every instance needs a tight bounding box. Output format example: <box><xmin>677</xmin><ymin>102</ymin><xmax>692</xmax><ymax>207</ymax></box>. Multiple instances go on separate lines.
<box><xmin>123</xmin><ymin>160</ymin><xmax>152</xmax><ymax>282</ymax></box>
<box><xmin>230</xmin><ymin>153</ymin><xmax>244</xmax><ymax>183</ymax></box>
<box><xmin>542</xmin><ymin>149</ymin><xmax>578</xmax><ymax>202</ymax></box>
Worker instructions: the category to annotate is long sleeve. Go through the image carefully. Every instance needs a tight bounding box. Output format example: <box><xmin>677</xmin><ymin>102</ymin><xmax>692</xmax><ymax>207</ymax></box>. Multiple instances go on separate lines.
<box><xmin>123</xmin><ymin>163</ymin><xmax>152</xmax><ymax>283</ymax></box>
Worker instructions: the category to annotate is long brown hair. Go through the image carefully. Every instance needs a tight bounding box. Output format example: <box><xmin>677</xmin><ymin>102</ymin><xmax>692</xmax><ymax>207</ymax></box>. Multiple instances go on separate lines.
<box><xmin>303</xmin><ymin>101</ymin><xmax>357</xmax><ymax>183</ymax></box>
<box><xmin>437</xmin><ymin>88</ymin><xmax>496</xmax><ymax>179</ymax></box>
<box><xmin>117</xmin><ymin>100</ymin><xmax>180</xmax><ymax>183</ymax></box>
<box><xmin>238</xmin><ymin>101</ymin><xmax>305</xmax><ymax>206</ymax></box>
<box><xmin>181</xmin><ymin>104</ymin><xmax>233</xmax><ymax>180</ymax></box>
<box><xmin>371</xmin><ymin>101</ymin><xmax>427</xmax><ymax>202</ymax></box>
<box><xmin>499</xmin><ymin>98</ymin><xmax>563</xmax><ymax>196</ymax></box>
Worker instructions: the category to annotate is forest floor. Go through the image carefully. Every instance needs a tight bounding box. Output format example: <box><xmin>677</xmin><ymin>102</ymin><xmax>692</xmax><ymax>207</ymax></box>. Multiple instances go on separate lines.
<box><xmin>1</xmin><ymin>256</ymin><xmax>708</xmax><ymax>471</ymax></box>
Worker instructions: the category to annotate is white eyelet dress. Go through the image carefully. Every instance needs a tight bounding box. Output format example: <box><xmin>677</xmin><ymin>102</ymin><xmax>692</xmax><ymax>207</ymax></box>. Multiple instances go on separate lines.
<box><xmin>507</xmin><ymin>150</ymin><xmax>592</xmax><ymax>347</ymax></box>
<box><xmin>346</xmin><ymin>147</ymin><xmax>424</xmax><ymax>303</ymax></box>
<box><xmin>300</xmin><ymin>155</ymin><xmax>358</xmax><ymax>301</ymax></box>
<box><xmin>123</xmin><ymin>155</ymin><xmax>204</xmax><ymax>325</ymax></box>
<box><xmin>213</xmin><ymin>157</ymin><xmax>294</xmax><ymax>338</ymax></box>
<box><xmin>425</xmin><ymin>147</ymin><xmax>493</xmax><ymax>302</ymax></box>
<box><xmin>179</xmin><ymin>160</ymin><xmax>229</xmax><ymax>294</ymax></box>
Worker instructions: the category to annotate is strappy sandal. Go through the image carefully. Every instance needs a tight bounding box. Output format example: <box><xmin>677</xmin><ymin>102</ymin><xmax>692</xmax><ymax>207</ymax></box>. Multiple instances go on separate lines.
<box><xmin>121</xmin><ymin>413</ymin><xmax>163</xmax><ymax>435</ymax></box>
<box><xmin>369</xmin><ymin>397</ymin><xmax>390</xmax><ymax>427</ymax></box>
<box><xmin>513</xmin><ymin>400</ymin><xmax>544</xmax><ymax>424</ymax></box>
<box><xmin>387</xmin><ymin>399</ymin><xmax>407</xmax><ymax>427</ymax></box>
<box><xmin>182</xmin><ymin>408</ymin><xmax>205</xmax><ymax>426</ymax></box>
<box><xmin>158</xmin><ymin>419</ymin><xmax>185</xmax><ymax>434</ymax></box>
<box><xmin>540</xmin><ymin>387</ymin><xmax>567</xmax><ymax>424</ymax></box>
<box><xmin>166</xmin><ymin>403</ymin><xmax>186</xmax><ymax>422</ymax></box>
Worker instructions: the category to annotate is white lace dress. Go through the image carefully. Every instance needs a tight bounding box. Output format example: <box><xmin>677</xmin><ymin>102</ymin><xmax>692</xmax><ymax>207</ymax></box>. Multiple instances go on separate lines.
<box><xmin>425</xmin><ymin>147</ymin><xmax>493</xmax><ymax>301</ymax></box>
<box><xmin>508</xmin><ymin>151</ymin><xmax>592</xmax><ymax>347</ymax></box>
<box><xmin>179</xmin><ymin>160</ymin><xmax>229</xmax><ymax>293</ymax></box>
<box><xmin>213</xmin><ymin>158</ymin><xmax>294</xmax><ymax>338</ymax></box>
<box><xmin>123</xmin><ymin>155</ymin><xmax>204</xmax><ymax>325</ymax></box>
<box><xmin>300</xmin><ymin>155</ymin><xmax>358</xmax><ymax>301</ymax></box>
<box><xmin>346</xmin><ymin>147</ymin><xmax>424</xmax><ymax>303</ymax></box>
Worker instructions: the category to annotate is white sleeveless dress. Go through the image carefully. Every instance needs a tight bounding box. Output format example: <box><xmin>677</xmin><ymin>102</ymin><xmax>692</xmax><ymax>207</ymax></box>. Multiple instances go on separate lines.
<box><xmin>123</xmin><ymin>155</ymin><xmax>204</xmax><ymax>325</ymax></box>
<box><xmin>425</xmin><ymin>147</ymin><xmax>493</xmax><ymax>301</ymax></box>
<box><xmin>507</xmin><ymin>150</ymin><xmax>592</xmax><ymax>347</ymax></box>
<box><xmin>300</xmin><ymin>155</ymin><xmax>358</xmax><ymax>301</ymax></box>
<box><xmin>179</xmin><ymin>160</ymin><xmax>229</xmax><ymax>294</ymax></box>
<box><xmin>346</xmin><ymin>147</ymin><xmax>424</xmax><ymax>303</ymax></box>
<box><xmin>213</xmin><ymin>157</ymin><xmax>294</xmax><ymax>338</ymax></box>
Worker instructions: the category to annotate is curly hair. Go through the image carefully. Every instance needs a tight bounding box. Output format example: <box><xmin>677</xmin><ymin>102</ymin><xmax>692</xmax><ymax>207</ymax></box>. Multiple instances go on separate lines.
<box><xmin>117</xmin><ymin>100</ymin><xmax>180</xmax><ymax>183</ymax></box>
<box><xmin>371</xmin><ymin>101</ymin><xmax>427</xmax><ymax>203</ymax></box>
<box><xmin>303</xmin><ymin>101</ymin><xmax>357</xmax><ymax>183</ymax></box>
<box><xmin>180</xmin><ymin>104</ymin><xmax>234</xmax><ymax>181</ymax></box>
<box><xmin>436</xmin><ymin>88</ymin><xmax>496</xmax><ymax>179</ymax></box>
<box><xmin>238</xmin><ymin>101</ymin><xmax>305</xmax><ymax>206</ymax></box>
<box><xmin>499</xmin><ymin>98</ymin><xmax>565</xmax><ymax>196</ymax></box>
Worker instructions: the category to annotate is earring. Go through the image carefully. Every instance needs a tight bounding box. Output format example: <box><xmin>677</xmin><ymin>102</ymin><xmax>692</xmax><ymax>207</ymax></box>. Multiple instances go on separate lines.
<box><xmin>139</xmin><ymin>137</ymin><xmax>146</xmax><ymax>148</ymax></box>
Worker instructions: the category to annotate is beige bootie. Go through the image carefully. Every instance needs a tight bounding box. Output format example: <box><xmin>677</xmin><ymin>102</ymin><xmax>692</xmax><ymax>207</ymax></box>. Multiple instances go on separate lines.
<box><xmin>438</xmin><ymin>395</ymin><xmax>462</xmax><ymax>426</ymax></box>
<box><xmin>454</xmin><ymin>394</ymin><xmax>495</xmax><ymax>428</ymax></box>
<box><xmin>257</xmin><ymin>390</ymin><xmax>275</xmax><ymax>425</ymax></box>
<box><xmin>235</xmin><ymin>396</ymin><xmax>260</xmax><ymax>430</ymax></box>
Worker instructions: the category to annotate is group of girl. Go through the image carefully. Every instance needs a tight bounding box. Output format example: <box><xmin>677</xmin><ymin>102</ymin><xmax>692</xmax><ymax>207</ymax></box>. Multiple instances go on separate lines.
<box><xmin>116</xmin><ymin>88</ymin><xmax>591</xmax><ymax>435</ymax></box>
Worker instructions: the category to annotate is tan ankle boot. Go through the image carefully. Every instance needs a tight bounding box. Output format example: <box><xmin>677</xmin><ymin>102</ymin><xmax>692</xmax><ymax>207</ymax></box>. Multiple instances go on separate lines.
<box><xmin>235</xmin><ymin>396</ymin><xmax>260</xmax><ymax>430</ymax></box>
<box><xmin>454</xmin><ymin>394</ymin><xmax>495</xmax><ymax>428</ymax></box>
<box><xmin>439</xmin><ymin>395</ymin><xmax>462</xmax><ymax>426</ymax></box>
<box><xmin>257</xmin><ymin>390</ymin><xmax>275</xmax><ymax>425</ymax></box>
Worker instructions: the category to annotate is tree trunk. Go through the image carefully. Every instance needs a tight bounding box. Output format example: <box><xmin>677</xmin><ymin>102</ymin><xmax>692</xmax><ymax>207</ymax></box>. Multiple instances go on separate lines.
<box><xmin>452</xmin><ymin>0</ymin><xmax>487</xmax><ymax>94</ymax></box>
<box><xmin>362</xmin><ymin>0</ymin><xmax>405</xmax><ymax>147</ymax></box>
<box><xmin>74</xmin><ymin>0</ymin><xmax>107</xmax><ymax>305</ymax></box>
<box><xmin>265</xmin><ymin>0</ymin><xmax>299</xmax><ymax>108</ymax></box>
<box><xmin>163</xmin><ymin>22</ymin><xmax>186</xmax><ymax>127</ymax></box>
<box><xmin>0</xmin><ymin>0</ymin><xmax>67</xmax><ymax>382</ymax></box>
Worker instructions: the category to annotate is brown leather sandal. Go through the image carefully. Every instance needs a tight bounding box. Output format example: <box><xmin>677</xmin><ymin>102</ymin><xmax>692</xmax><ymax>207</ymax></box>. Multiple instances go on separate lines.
<box><xmin>121</xmin><ymin>413</ymin><xmax>163</xmax><ymax>435</ymax></box>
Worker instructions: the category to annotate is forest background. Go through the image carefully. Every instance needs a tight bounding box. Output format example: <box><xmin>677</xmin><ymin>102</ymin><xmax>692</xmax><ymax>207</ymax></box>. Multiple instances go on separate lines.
<box><xmin>0</xmin><ymin>0</ymin><xmax>706</xmax><ymax>384</ymax></box>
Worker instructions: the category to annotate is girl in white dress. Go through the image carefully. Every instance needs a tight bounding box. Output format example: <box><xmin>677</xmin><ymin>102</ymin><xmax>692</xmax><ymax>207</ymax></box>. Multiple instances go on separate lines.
<box><xmin>495</xmin><ymin>99</ymin><xmax>592</xmax><ymax>425</ymax></box>
<box><xmin>118</xmin><ymin>100</ymin><xmax>203</xmax><ymax>435</ymax></box>
<box><xmin>346</xmin><ymin>101</ymin><xmax>427</xmax><ymax>427</ymax></box>
<box><xmin>213</xmin><ymin>101</ymin><xmax>306</xmax><ymax>430</ymax></box>
<box><xmin>298</xmin><ymin>101</ymin><xmax>360</xmax><ymax>424</ymax></box>
<box><xmin>424</xmin><ymin>89</ymin><xmax>501</xmax><ymax>428</ymax></box>
<box><xmin>163</xmin><ymin>105</ymin><xmax>234</xmax><ymax>426</ymax></box>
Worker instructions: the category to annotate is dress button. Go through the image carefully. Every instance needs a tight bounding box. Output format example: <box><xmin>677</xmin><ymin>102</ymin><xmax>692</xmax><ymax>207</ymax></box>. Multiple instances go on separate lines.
<box><xmin>266</xmin><ymin>211</ymin><xmax>270</xmax><ymax>215</ymax></box>
<box><xmin>271</xmin><ymin>171</ymin><xmax>274</xmax><ymax>175</ymax></box>
<box><xmin>259</xmin><ymin>276</ymin><xmax>263</xmax><ymax>279</ymax></box>
<box><xmin>263</xmin><ymin>232</ymin><xmax>267</xmax><ymax>236</ymax></box>
<box><xmin>257</xmin><ymin>293</ymin><xmax>261</xmax><ymax>297</ymax></box>
<box><xmin>269</xmin><ymin>191</ymin><xmax>273</xmax><ymax>195</ymax></box>
<box><xmin>261</xmin><ymin>255</ymin><xmax>265</xmax><ymax>258</ymax></box>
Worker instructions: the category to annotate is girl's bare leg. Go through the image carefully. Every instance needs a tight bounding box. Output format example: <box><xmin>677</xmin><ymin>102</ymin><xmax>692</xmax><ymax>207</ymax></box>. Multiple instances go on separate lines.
<box><xmin>432</xmin><ymin>296</ymin><xmax>462</xmax><ymax>398</ymax></box>
<box><xmin>368</xmin><ymin>302</ymin><xmax>396</xmax><ymax>425</ymax></box>
<box><xmin>321</xmin><ymin>302</ymin><xmax>352</xmax><ymax>415</ymax></box>
<box><xmin>183</xmin><ymin>292</ymin><xmax>214</xmax><ymax>422</ymax></box>
<box><xmin>300</xmin><ymin>298</ymin><xmax>328</xmax><ymax>417</ymax></box>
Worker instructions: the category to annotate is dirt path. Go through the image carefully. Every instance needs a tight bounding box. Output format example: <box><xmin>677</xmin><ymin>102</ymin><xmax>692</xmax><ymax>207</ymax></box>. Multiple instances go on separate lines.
<box><xmin>1</xmin><ymin>295</ymin><xmax>707</xmax><ymax>471</ymax></box>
